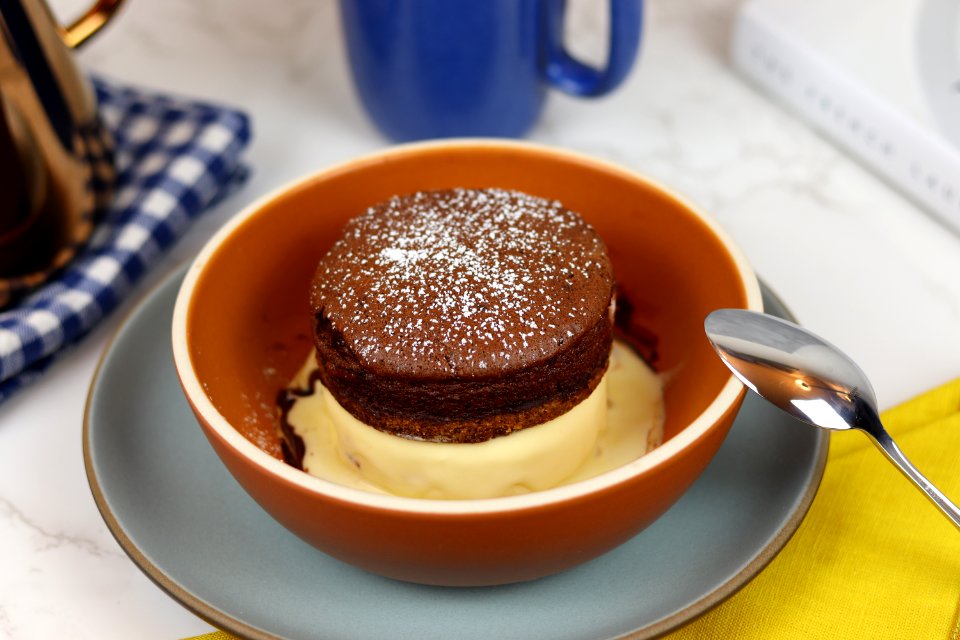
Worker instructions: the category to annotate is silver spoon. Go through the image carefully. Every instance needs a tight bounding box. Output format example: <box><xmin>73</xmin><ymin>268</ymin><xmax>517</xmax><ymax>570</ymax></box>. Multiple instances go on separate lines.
<box><xmin>705</xmin><ymin>308</ymin><xmax>960</xmax><ymax>530</ymax></box>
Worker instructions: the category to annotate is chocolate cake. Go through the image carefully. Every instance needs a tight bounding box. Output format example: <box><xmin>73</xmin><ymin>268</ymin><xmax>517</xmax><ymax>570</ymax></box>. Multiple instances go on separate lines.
<box><xmin>309</xmin><ymin>188</ymin><xmax>615</xmax><ymax>444</ymax></box>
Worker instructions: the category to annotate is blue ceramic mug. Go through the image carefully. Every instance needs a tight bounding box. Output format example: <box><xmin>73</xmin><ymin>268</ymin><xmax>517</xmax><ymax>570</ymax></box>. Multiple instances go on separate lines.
<box><xmin>339</xmin><ymin>0</ymin><xmax>643</xmax><ymax>141</ymax></box>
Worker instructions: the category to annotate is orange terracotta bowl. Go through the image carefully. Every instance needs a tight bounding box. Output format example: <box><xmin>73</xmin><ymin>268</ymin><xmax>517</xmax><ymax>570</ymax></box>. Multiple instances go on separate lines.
<box><xmin>171</xmin><ymin>140</ymin><xmax>762</xmax><ymax>587</ymax></box>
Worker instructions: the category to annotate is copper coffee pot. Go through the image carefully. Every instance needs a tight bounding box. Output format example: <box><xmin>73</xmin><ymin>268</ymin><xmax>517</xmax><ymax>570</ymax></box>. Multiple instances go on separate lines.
<box><xmin>0</xmin><ymin>0</ymin><xmax>123</xmax><ymax>306</ymax></box>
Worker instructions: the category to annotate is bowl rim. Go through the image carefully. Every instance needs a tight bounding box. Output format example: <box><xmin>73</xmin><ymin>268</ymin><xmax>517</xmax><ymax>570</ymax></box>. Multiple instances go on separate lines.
<box><xmin>171</xmin><ymin>138</ymin><xmax>763</xmax><ymax>515</ymax></box>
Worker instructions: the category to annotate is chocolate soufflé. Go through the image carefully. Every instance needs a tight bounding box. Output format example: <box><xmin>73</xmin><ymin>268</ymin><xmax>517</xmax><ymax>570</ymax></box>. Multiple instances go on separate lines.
<box><xmin>309</xmin><ymin>188</ymin><xmax>615</xmax><ymax>443</ymax></box>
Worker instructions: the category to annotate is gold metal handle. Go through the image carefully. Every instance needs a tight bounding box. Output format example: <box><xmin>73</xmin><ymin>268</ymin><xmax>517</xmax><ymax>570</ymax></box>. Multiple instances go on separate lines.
<box><xmin>59</xmin><ymin>0</ymin><xmax>125</xmax><ymax>49</ymax></box>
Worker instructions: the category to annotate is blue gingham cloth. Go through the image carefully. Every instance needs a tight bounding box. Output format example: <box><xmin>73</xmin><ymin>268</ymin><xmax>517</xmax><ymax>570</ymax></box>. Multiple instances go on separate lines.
<box><xmin>0</xmin><ymin>76</ymin><xmax>251</xmax><ymax>403</ymax></box>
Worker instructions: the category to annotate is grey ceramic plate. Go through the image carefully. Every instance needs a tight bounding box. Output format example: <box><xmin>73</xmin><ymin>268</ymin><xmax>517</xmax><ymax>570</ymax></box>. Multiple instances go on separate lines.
<box><xmin>84</xmin><ymin>268</ymin><xmax>827</xmax><ymax>640</ymax></box>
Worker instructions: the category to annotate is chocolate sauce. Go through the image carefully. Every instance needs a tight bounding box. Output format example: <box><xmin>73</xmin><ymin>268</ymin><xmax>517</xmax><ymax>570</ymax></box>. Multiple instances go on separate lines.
<box><xmin>612</xmin><ymin>293</ymin><xmax>659</xmax><ymax>367</ymax></box>
<box><xmin>276</xmin><ymin>369</ymin><xmax>324</xmax><ymax>470</ymax></box>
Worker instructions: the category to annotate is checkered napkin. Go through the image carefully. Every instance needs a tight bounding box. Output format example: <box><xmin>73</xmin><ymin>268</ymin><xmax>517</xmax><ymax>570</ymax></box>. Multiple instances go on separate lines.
<box><xmin>0</xmin><ymin>76</ymin><xmax>251</xmax><ymax>403</ymax></box>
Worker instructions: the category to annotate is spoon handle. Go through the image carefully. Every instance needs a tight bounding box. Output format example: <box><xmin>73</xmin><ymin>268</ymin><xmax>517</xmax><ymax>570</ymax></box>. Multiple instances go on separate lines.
<box><xmin>860</xmin><ymin>412</ymin><xmax>960</xmax><ymax>531</ymax></box>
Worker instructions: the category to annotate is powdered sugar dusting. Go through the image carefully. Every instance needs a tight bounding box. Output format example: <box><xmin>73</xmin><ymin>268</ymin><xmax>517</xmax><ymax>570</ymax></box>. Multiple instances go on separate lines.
<box><xmin>312</xmin><ymin>188</ymin><xmax>613</xmax><ymax>376</ymax></box>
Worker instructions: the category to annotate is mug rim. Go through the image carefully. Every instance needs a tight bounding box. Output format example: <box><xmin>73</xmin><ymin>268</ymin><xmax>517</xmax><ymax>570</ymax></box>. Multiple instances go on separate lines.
<box><xmin>171</xmin><ymin>138</ymin><xmax>762</xmax><ymax>515</ymax></box>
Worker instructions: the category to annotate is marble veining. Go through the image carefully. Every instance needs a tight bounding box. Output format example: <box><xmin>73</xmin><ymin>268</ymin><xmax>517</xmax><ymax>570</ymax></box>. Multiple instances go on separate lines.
<box><xmin>0</xmin><ymin>494</ymin><xmax>119</xmax><ymax>557</ymax></box>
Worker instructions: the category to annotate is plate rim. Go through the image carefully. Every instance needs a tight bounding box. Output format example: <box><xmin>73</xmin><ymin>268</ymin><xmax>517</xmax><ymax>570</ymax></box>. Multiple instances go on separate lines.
<box><xmin>82</xmin><ymin>265</ymin><xmax>277</xmax><ymax>640</ymax></box>
<box><xmin>629</xmin><ymin>284</ymin><xmax>827</xmax><ymax>639</ymax></box>
<box><xmin>82</xmin><ymin>267</ymin><xmax>829</xmax><ymax>640</ymax></box>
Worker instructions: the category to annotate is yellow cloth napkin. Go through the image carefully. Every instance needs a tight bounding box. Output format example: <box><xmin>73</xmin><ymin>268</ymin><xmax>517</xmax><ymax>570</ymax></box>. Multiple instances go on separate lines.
<box><xmin>668</xmin><ymin>377</ymin><xmax>960</xmax><ymax>640</ymax></box>
<box><xmin>187</xmin><ymin>379</ymin><xmax>960</xmax><ymax>640</ymax></box>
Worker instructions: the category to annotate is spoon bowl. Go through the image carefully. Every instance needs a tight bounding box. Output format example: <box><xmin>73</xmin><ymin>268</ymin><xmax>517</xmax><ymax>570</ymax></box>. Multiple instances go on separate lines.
<box><xmin>705</xmin><ymin>308</ymin><xmax>960</xmax><ymax>531</ymax></box>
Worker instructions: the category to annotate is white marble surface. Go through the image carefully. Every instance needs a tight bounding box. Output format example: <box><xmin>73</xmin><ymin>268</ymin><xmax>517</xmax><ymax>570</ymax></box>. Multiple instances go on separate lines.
<box><xmin>2</xmin><ymin>0</ymin><xmax>959</xmax><ymax>638</ymax></box>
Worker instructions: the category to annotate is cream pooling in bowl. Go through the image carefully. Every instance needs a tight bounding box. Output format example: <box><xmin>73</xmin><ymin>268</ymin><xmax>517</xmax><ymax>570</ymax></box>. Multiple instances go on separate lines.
<box><xmin>282</xmin><ymin>340</ymin><xmax>663</xmax><ymax>499</ymax></box>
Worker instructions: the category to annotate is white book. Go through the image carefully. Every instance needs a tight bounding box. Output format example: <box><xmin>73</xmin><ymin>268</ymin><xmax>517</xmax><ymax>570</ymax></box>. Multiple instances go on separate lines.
<box><xmin>731</xmin><ymin>0</ymin><xmax>960</xmax><ymax>234</ymax></box>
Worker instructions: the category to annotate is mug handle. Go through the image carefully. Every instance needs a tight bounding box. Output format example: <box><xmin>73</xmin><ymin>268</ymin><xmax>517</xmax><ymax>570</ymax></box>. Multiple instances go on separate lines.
<box><xmin>542</xmin><ymin>0</ymin><xmax>643</xmax><ymax>97</ymax></box>
<box><xmin>59</xmin><ymin>0</ymin><xmax>125</xmax><ymax>48</ymax></box>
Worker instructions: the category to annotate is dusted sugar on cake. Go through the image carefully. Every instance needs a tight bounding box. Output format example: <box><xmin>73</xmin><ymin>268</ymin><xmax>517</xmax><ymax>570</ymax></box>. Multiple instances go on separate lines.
<box><xmin>309</xmin><ymin>188</ymin><xmax>615</xmax><ymax>444</ymax></box>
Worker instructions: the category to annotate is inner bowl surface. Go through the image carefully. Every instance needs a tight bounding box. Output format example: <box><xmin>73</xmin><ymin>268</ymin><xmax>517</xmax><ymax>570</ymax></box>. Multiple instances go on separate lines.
<box><xmin>173</xmin><ymin>140</ymin><xmax>762</xmax><ymax>585</ymax></box>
